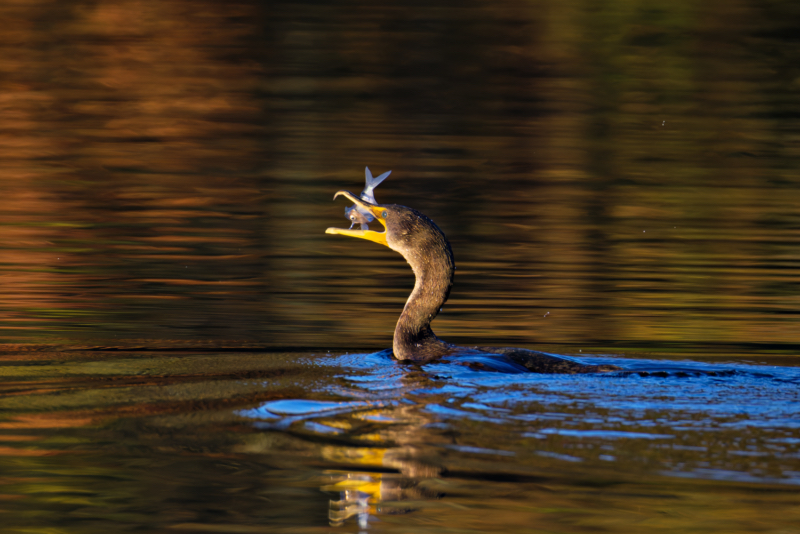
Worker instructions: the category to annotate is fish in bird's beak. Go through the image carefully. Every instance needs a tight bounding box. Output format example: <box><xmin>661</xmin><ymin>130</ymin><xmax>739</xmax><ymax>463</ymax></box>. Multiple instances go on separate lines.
<box><xmin>344</xmin><ymin>167</ymin><xmax>391</xmax><ymax>230</ymax></box>
<box><xmin>326</xmin><ymin>190</ymin><xmax>389</xmax><ymax>247</ymax></box>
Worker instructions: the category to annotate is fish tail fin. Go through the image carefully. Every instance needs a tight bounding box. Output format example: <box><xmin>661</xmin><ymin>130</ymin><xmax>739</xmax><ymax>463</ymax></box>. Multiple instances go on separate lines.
<box><xmin>364</xmin><ymin>167</ymin><xmax>391</xmax><ymax>191</ymax></box>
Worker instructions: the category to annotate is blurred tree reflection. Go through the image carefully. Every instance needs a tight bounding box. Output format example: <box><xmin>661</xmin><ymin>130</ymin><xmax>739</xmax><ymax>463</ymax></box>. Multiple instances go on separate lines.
<box><xmin>0</xmin><ymin>0</ymin><xmax>798</xmax><ymax>352</ymax></box>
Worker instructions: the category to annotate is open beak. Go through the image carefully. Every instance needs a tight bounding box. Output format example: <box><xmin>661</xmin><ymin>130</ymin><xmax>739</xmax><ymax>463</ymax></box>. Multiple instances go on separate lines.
<box><xmin>325</xmin><ymin>190</ymin><xmax>389</xmax><ymax>247</ymax></box>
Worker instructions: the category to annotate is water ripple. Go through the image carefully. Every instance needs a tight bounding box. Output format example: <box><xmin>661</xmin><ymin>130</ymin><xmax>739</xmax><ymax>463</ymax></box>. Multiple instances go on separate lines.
<box><xmin>239</xmin><ymin>350</ymin><xmax>800</xmax><ymax>485</ymax></box>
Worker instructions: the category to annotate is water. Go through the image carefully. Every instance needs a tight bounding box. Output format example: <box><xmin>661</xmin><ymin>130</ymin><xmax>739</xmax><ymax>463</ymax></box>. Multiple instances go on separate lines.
<box><xmin>2</xmin><ymin>0</ymin><xmax>800</xmax><ymax>532</ymax></box>
<box><xmin>2</xmin><ymin>349</ymin><xmax>799</xmax><ymax>532</ymax></box>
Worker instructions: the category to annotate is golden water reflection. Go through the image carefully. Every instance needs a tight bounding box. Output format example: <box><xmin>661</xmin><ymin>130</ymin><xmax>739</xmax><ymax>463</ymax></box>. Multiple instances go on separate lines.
<box><xmin>1</xmin><ymin>0</ymin><xmax>800</xmax><ymax>532</ymax></box>
<box><xmin>0</xmin><ymin>0</ymin><xmax>798</xmax><ymax>355</ymax></box>
<box><xmin>0</xmin><ymin>348</ymin><xmax>799</xmax><ymax>532</ymax></box>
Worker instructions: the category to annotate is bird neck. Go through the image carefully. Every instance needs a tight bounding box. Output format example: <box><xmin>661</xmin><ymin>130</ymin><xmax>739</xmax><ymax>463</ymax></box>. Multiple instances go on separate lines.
<box><xmin>391</xmin><ymin>230</ymin><xmax>455</xmax><ymax>361</ymax></box>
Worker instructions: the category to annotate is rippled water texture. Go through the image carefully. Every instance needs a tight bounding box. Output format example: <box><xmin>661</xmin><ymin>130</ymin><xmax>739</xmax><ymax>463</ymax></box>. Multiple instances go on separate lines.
<box><xmin>2</xmin><ymin>349</ymin><xmax>800</xmax><ymax>532</ymax></box>
<box><xmin>1</xmin><ymin>0</ymin><xmax>800</xmax><ymax>532</ymax></box>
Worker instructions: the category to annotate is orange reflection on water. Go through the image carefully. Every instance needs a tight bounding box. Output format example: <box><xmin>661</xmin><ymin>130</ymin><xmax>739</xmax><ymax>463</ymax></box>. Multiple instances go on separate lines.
<box><xmin>0</xmin><ymin>0</ymin><xmax>798</xmax><ymax>356</ymax></box>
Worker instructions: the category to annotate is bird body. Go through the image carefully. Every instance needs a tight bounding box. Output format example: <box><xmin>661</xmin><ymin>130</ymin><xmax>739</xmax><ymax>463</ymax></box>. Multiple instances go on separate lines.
<box><xmin>327</xmin><ymin>188</ymin><xmax>618</xmax><ymax>373</ymax></box>
<box><xmin>383</xmin><ymin>204</ymin><xmax>455</xmax><ymax>360</ymax></box>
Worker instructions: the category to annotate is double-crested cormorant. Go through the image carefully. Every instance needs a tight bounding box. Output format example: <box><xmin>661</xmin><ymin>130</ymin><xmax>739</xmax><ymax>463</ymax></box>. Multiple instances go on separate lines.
<box><xmin>327</xmin><ymin>190</ymin><xmax>619</xmax><ymax>373</ymax></box>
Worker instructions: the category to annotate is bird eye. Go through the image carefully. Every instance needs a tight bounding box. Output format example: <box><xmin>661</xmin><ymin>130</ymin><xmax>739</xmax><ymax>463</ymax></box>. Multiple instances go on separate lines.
<box><xmin>382</xmin><ymin>211</ymin><xmax>388</xmax><ymax>218</ymax></box>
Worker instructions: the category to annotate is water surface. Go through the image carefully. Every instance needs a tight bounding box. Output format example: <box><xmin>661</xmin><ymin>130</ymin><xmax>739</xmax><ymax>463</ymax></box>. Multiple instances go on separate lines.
<box><xmin>1</xmin><ymin>0</ymin><xmax>800</xmax><ymax>532</ymax></box>
<box><xmin>2</xmin><ymin>348</ymin><xmax>799</xmax><ymax>533</ymax></box>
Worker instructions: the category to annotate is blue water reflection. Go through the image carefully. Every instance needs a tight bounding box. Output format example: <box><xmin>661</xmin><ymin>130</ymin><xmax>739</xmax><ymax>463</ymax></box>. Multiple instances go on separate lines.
<box><xmin>243</xmin><ymin>351</ymin><xmax>800</xmax><ymax>487</ymax></box>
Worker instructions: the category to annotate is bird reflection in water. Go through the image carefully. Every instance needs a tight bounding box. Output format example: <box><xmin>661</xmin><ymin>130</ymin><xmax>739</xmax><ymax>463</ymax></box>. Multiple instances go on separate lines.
<box><xmin>326</xmin><ymin>472</ymin><xmax>376</xmax><ymax>529</ymax></box>
<box><xmin>322</xmin><ymin>448</ymin><xmax>442</xmax><ymax>530</ymax></box>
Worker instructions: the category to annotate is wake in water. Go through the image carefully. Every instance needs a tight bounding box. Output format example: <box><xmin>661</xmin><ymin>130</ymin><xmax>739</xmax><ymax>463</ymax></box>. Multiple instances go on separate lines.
<box><xmin>242</xmin><ymin>351</ymin><xmax>800</xmax><ymax>487</ymax></box>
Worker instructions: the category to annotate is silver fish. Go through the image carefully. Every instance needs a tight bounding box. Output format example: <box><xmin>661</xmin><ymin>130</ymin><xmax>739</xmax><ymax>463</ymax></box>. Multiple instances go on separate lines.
<box><xmin>345</xmin><ymin>166</ymin><xmax>391</xmax><ymax>230</ymax></box>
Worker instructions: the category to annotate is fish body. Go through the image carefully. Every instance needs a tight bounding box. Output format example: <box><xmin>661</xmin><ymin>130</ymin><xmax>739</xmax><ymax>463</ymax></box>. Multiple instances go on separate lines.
<box><xmin>345</xmin><ymin>167</ymin><xmax>391</xmax><ymax>230</ymax></box>
<box><xmin>345</xmin><ymin>204</ymin><xmax>373</xmax><ymax>228</ymax></box>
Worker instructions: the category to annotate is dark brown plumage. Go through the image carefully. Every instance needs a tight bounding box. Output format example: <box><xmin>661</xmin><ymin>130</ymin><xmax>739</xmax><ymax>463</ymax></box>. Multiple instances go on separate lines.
<box><xmin>327</xmin><ymin>190</ymin><xmax>619</xmax><ymax>373</ymax></box>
